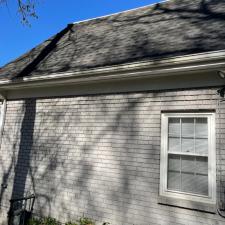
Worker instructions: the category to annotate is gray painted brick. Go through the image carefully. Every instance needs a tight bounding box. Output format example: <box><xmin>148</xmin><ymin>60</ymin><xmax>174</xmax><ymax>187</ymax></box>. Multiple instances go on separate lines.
<box><xmin>0</xmin><ymin>88</ymin><xmax>224</xmax><ymax>225</ymax></box>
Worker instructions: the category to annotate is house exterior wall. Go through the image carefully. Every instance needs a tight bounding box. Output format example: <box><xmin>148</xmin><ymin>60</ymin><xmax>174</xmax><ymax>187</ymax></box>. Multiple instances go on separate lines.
<box><xmin>0</xmin><ymin>88</ymin><xmax>225</xmax><ymax>225</ymax></box>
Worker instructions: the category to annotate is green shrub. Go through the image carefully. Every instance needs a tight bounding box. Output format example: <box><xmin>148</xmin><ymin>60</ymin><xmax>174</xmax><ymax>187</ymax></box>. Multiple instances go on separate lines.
<box><xmin>42</xmin><ymin>217</ymin><xmax>61</xmax><ymax>225</ymax></box>
<box><xmin>78</xmin><ymin>217</ymin><xmax>95</xmax><ymax>225</ymax></box>
<box><xmin>28</xmin><ymin>215</ymin><xmax>108</xmax><ymax>225</ymax></box>
<box><xmin>28</xmin><ymin>217</ymin><xmax>42</xmax><ymax>225</ymax></box>
<box><xmin>65</xmin><ymin>222</ymin><xmax>78</xmax><ymax>225</ymax></box>
<box><xmin>28</xmin><ymin>216</ymin><xmax>60</xmax><ymax>225</ymax></box>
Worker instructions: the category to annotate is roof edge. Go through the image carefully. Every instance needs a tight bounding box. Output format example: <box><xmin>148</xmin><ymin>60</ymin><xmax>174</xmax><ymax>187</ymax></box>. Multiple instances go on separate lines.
<box><xmin>72</xmin><ymin>0</ymin><xmax>167</xmax><ymax>25</ymax></box>
<box><xmin>0</xmin><ymin>50</ymin><xmax>225</xmax><ymax>90</ymax></box>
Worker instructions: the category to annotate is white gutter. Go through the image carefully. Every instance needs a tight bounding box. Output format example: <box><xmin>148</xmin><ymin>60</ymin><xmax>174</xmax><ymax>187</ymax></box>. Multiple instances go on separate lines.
<box><xmin>0</xmin><ymin>50</ymin><xmax>225</xmax><ymax>89</ymax></box>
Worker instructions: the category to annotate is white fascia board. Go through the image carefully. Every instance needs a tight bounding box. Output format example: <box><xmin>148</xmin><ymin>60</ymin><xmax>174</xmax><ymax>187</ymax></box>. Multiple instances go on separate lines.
<box><xmin>0</xmin><ymin>50</ymin><xmax>225</xmax><ymax>90</ymax></box>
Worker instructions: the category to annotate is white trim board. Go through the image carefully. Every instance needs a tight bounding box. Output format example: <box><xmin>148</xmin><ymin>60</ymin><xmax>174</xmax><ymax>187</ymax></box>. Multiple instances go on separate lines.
<box><xmin>0</xmin><ymin>50</ymin><xmax>225</xmax><ymax>91</ymax></box>
<box><xmin>4</xmin><ymin>72</ymin><xmax>225</xmax><ymax>100</ymax></box>
<box><xmin>159</xmin><ymin>113</ymin><xmax>216</xmax><ymax>210</ymax></box>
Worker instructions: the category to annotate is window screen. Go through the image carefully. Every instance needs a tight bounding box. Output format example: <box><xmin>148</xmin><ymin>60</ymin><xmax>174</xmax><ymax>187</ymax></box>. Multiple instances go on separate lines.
<box><xmin>167</xmin><ymin>117</ymin><xmax>208</xmax><ymax>196</ymax></box>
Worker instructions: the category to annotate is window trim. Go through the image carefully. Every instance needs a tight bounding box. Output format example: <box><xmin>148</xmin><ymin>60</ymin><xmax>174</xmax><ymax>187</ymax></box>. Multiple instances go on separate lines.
<box><xmin>160</xmin><ymin>112</ymin><xmax>216</xmax><ymax>205</ymax></box>
<box><xmin>0</xmin><ymin>99</ymin><xmax>6</xmax><ymax>147</ymax></box>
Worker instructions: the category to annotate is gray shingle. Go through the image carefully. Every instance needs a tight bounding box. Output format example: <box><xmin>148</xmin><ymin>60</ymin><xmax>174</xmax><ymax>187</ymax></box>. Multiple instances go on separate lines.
<box><xmin>1</xmin><ymin>0</ymin><xmax>225</xmax><ymax>79</ymax></box>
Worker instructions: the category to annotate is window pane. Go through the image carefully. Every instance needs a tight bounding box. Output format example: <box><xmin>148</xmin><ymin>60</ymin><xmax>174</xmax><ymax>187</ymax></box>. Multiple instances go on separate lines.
<box><xmin>181</xmin><ymin>138</ymin><xmax>194</xmax><ymax>153</ymax></box>
<box><xmin>196</xmin><ymin>118</ymin><xmax>208</xmax><ymax>138</ymax></box>
<box><xmin>180</xmin><ymin>156</ymin><xmax>208</xmax><ymax>196</ymax></box>
<box><xmin>168</xmin><ymin>137</ymin><xmax>180</xmax><ymax>152</ymax></box>
<box><xmin>181</xmin><ymin>156</ymin><xmax>196</xmax><ymax>194</ymax></box>
<box><xmin>168</xmin><ymin>155</ymin><xmax>181</xmax><ymax>191</ymax></box>
<box><xmin>168</xmin><ymin>154</ymin><xmax>180</xmax><ymax>171</ymax></box>
<box><xmin>181</xmin><ymin>156</ymin><xmax>195</xmax><ymax>193</ymax></box>
<box><xmin>195</xmin><ymin>138</ymin><xmax>208</xmax><ymax>155</ymax></box>
<box><xmin>196</xmin><ymin>157</ymin><xmax>208</xmax><ymax>175</ymax></box>
<box><xmin>181</xmin><ymin>156</ymin><xmax>195</xmax><ymax>173</ymax></box>
<box><xmin>195</xmin><ymin>174</ymin><xmax>208</xmax><ymax>195</ymax></box>
<box><xmin>182</xmin><ymin>118</ymin><xmax>194</xmax><ymax>137</ymax></box>
<box><xmin>181</xmin><ymin>173</ymin><xmax>196</xmax><ymax>193</ymax></box>
<box><xmin>164</xmin><ymin>115</ymin><xmax>211</xmax><ymax>198</ymax></box>
<box><xmin>168</xmin><ymin>172</ymin><xmax>180</xmax><ymax>191</ymax></box>
<box><xmin>181</xmin><ymin>173</ymin><xmax>208</xmax><ymax>196</ymax></box>
<box><xmin>169</xmin><ymin>118</ymin><xmax>180</xmax><ymax>136</ymax></box>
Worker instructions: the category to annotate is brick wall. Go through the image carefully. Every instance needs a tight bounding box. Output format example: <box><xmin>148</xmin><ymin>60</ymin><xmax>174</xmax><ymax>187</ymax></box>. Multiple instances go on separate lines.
<box><xmin>0</xmin><ymin>88</ymin><xmax>225</xmax><ymax>225</ymax></box>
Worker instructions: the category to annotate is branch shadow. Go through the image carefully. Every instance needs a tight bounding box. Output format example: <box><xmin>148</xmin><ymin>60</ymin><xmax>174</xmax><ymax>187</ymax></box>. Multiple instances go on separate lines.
<box><xmin>1</xmin><ymin>0</ymin><xmax>225</xmax><ymax>79</ymax></box>
<box><xmin>10</xmin><ymin>99</ymin><xmax>36</xmax><ymax>199</ymax></box>
<box><xmin>0</xmin><ymin>0</ymin><xmax>224</xmax><ymax>224</ymax></box>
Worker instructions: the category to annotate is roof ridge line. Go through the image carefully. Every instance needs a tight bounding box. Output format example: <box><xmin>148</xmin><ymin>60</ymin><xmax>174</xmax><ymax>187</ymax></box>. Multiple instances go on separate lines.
<box><xmin>72</xmin><ymin>0</ymin><xmax>169</xmax><ymax>25</ymax></box>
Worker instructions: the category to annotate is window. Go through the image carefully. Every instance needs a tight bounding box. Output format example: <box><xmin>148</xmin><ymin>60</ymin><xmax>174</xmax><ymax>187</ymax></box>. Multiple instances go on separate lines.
<box><xmin>160</xmin><ymin>113</ymin><xmax>216</xmax><ymax>205</ymax></box>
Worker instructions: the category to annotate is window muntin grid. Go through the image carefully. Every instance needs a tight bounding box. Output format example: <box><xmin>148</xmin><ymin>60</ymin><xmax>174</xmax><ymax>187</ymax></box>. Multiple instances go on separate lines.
<box><xmin>167</xmin><ymin>117</ymin><xmax>208</xmax><ymax>196</ymax></box>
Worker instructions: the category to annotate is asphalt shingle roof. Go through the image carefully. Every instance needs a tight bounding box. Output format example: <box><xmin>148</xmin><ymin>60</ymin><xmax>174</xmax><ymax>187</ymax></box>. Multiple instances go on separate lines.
<box><xmin>1</xmin><ymin>0</ymin><xmax>225</xmax><ymax>80</ymax></box>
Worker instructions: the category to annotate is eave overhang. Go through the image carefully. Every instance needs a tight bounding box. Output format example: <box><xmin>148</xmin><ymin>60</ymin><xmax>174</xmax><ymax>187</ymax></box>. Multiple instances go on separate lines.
<box><xmin>0</xmin><ymin>50</ymin><xmax>225</xmax><ymax>90</ymax></box>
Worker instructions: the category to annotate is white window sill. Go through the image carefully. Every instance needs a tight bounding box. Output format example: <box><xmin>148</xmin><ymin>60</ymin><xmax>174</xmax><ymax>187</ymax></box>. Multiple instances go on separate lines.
<box><xmin>158</xmin><ymin>195</ymin><xmax>216</xmax><ymax>213</ymax></box>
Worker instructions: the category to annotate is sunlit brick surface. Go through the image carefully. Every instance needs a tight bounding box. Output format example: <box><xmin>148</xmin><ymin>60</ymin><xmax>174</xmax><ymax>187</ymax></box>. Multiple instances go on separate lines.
<box><xmin>0</xmin><ymin>88</ymin><xmax>224</xmax><ymax>225</ymax></box>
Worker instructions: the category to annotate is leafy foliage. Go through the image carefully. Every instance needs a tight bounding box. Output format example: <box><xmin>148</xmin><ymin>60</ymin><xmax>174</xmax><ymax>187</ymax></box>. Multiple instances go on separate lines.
<box><xmin>65</xmin><ymin>222</ymin><xmax>78</xmax><ymax>225</ymax></box>
<box><xmin>42</xmin><ymin>217</ymin><xmax>61</xmax><ymax>225</ymax></box>
<box><xmin>78</xmin><ymin>217</ymin><xmax>95</xmax><ymax>225</ymax></box>
<box><xmin>28</xmin><ymin>217</ymin><xmax>42</xmax><ymax>225</ymax></box>
<box><xmin>28</xmin><ymin>216</ymin><xmax>108</xmax><ymax>225</ymax></box>
<box><xmin>28</xmin><ymin>217</ymin><xmax>60</xmax><ymax>225</ymax></box>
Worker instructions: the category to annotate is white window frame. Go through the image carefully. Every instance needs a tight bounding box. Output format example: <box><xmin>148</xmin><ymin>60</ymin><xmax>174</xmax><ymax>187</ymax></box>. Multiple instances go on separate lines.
<box><xmin>160</xmin><ymin>112</ymin><xmax>216</xmax><ymax>204</ymax></box>
<box><xmin>0</xmin><ymin>99</ymin><xmax>6</xmax><ymax>143</ymax></box>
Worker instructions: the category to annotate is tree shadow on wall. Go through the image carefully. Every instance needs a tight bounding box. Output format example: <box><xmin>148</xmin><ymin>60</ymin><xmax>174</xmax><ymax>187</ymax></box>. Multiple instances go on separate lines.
<box><xmin>0</xmin><ymin>0</ymin><xmax>225</xmax><ymax>223</ymax></box>
<box><xmin>10</xmin><ymin>99</ymin><xmax>36</xmax><ymax>200</ymax></box>
<box><xmin>2</xmin><ymin>0</ymin><xmax>225</xmax><ymax>79</ymax></box>
<box><xmin>0</xmin><ymin>99</ymin><xmax>37</xmax><ymax>223</ymax></box>
<box><xmin>0</xmin><ymin>22</ymin><xmax>72</xmax><ymax>215</ymax></box>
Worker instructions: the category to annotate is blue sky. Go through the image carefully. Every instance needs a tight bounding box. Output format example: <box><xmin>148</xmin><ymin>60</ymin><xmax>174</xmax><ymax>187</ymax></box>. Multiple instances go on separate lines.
<box><xmin>0</xmin><ymin>0</ymin><xmax>161</xmax><ymax>67</ymax></box>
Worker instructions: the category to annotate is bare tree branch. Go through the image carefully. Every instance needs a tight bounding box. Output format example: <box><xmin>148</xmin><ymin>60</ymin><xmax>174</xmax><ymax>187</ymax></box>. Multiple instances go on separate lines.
<box><xmin>0</xmin><ymin>0</ymin><xmax>38</xmax><ymax>25</ymax></box>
